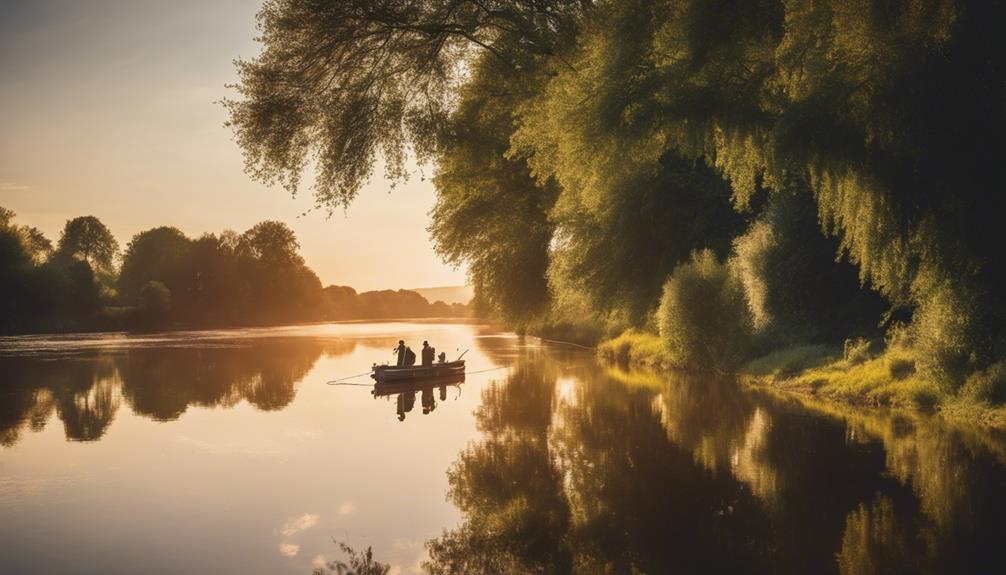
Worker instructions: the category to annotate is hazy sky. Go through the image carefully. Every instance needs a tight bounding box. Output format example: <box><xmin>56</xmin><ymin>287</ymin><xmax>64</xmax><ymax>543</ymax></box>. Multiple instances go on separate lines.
<box><xmin>0</xmin><ymin>0</ymin><xmax>467</xmax><ymax>291</ymax></box>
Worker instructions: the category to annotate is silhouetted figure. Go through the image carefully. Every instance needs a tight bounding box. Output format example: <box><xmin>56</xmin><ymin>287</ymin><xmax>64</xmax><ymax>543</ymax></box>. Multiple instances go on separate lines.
<box><xmin>422</xmin><ymin>387</ymin><xmax>437</xmax><ymax>414</ymax></box>
<box><xmin>422</xmin><ymin>340</ymin><xmax>435</xmax><ymax>366</ymax></box>
<box><xmin>396</xmin><ymin>390</ymin><xmax>416</xmax><ymax>421</ymax></box>
<box><xmin>394</xmin><ymin>340</ymin><xmax>407</xmax><ymax>367</ymax></box>
<box><xmin>438</xmin><ymin>351</ymin><xmax>446</xmax><ymax>364</ymax></box>
<box><xmin>395</xmin><ymin>339</ymin><xmax>417</xmax><ymax>366</ymax></box>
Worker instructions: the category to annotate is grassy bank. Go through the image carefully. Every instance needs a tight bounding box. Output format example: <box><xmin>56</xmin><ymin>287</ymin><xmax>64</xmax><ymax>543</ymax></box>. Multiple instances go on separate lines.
<box><xmin>598</xmin><ymin>330</ymin><xmax>1006</xmax><ymax>429</ymax></box>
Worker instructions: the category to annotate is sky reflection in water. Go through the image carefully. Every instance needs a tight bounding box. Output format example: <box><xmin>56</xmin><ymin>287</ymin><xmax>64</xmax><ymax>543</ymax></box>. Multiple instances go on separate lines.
<box><xmin>2</xmin><ymin>322</ymin><xmax>1006</xmax><ymax>574</ymax></box>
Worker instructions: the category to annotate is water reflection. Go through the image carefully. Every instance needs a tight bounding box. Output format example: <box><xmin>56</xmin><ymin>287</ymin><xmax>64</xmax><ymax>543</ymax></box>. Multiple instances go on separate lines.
<box><xmin>4</xmin><ymin>327</ymin><xmax>1006</xmax><ymax>573</ymax></box>
<box><xmin>427</xmin><ymin>350</ymin><xmax>1006</xmax><ymax>574</ymax></box>
<box><xmin>1</xmin><ymin>355</ymin><xmax>123</xmax><ymax>444</ymax></box>
<box><xmin>0</xmin><ymin>338</ymin><xmax>352</xmax><ymax>445</ymax></box>
<box><xmin>371</xmin><ymin>376</ymin><xmax>464</xmax><ymax>422</ymax></box>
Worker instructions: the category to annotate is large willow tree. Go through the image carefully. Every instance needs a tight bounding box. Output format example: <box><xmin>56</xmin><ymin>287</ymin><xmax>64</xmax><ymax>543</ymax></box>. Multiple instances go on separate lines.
<box><xmin>229</xmin><ymin>0</ymin><xmax>1006</xmax><ymax>384</ymax></box>
<box><xmin>226</xmin><ymin>0</ymin><xmax>586</xmax><ymax>325</ymax></box>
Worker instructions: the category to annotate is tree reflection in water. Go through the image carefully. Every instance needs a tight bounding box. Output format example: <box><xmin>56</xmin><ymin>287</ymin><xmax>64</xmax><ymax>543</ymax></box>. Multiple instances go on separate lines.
<box><xmin>0</xmin><ymin>338</ymin><xmax>354</xmax><ymax>444</ymax></box>
<box><xmin>426</xmin><ymin>351</ymin><xmax>1006</xmax><ymax>574</ymax></box>
<box><xmin>2</xmin><ymin>355</ymin><xmax>120</xmax><ymax>444</ymax></box>
<box><xmin>4</xmin><ymin>335</ymin><xmax>1006</xmax><ymax>573</ymax></box>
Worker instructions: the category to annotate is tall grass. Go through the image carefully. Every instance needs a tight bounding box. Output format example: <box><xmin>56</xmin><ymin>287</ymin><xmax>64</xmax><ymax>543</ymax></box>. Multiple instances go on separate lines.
<box><xmin>597</xmin><ymin>330</ymin><xmax>669</xmax><ymax>369</ymax></box>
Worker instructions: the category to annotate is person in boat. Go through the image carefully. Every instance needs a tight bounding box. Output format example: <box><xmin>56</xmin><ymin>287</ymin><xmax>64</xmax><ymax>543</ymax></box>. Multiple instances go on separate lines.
<box><xmin>421</xmin><ymin>341</ymin><xmax>435</xmax><ymax>366</ymax></box>
<box><xmin>438</xmin><ymin>351</ymin><xmax>447</xmax><ymax>364</ymax></box>
<box><xmin>395</xmin><ymin>340</ymin><xmax>417</xmax><ymax>367</ymax></box>
<box><xmin>394</xmin><ymin>340</ymin><xmax>407</xmax><ymax>367</ymax></box>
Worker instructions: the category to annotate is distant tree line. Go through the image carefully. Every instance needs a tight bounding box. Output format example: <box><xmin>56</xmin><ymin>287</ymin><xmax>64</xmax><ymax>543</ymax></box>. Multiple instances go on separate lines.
<box><xmin>0</xmin><ymin>207</ymin><xmax>468</xmax><ymax>334</ymax></box>
<box><xmin>227</xmin><ymin>0</ymin><xmax>1006</xmax><ymax>398</ymax></box>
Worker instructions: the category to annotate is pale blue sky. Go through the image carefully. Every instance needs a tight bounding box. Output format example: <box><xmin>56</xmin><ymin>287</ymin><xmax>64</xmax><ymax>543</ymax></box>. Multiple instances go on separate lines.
<box><xmin>0</xmin><ymin>0</ymin><xmax>467</xmax><ymax>290</ymax></box>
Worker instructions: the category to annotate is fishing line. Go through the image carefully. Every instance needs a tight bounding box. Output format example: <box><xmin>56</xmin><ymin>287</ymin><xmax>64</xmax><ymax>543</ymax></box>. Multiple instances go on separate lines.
<box><xmin>325</xmin><ymin>370</ymin><xmax>373</xmax><ymax>385</ymax></box>
<box><xmin>536</xmin><ymin>337</ymin><xmax>596</xmax><ymax>350</ymax></box>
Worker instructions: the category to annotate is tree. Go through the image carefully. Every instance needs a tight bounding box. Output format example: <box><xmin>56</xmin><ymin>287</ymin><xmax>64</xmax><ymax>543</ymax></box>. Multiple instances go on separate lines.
<box><xmin>238</xmin><ymin>220</ymin><xmax>302</xmax><ymax>267</ymax></box>
<box><xmin>428</xmin><ymin>48</ymin><xmax>559</xmax><ymax>326</ymax></box>
<box><xmin>228</xmin><ymin>0</ymin><xmax>1006</xmax><ymax>385</ymax></box>
<box><xmin>138</xmin><ymin>281</ymin><xmax>172</xmax><ymax>326</ymax></box>
<box><xmin>21</xmin><ymin>227</ymin><xmax>52</xmax><ymax>264</ymax></box>
<box><xmin>1</xmin><ymin>208</ymin><xmax>101</xmax><ymax>331</ymax></box>
<box><xmin>118</xmin><ymin>227</ymin><xmax>192</xmax><ymax>303</ymax></box>
<box><xmin>226</xmin><ymin>0</ymin><xmax>587</xmax><ymax>209</ymax></box>
<box><xmin>730</xmin><ymin>191</ymin><xmax>886</xmax><ymax>344</ymax></box>
<box><xmin>55</xmin><ymin>216</ymin><xmax>119</xmax><ymax>274</ymax></box>
<box><xmin>181</xmin><ymin>232</ymin><xmax>242</xmax><ymax>324</ymax></box>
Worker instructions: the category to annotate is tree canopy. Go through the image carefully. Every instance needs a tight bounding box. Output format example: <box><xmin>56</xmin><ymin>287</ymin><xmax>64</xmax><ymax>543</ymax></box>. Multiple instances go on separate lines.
<box><xmin>55</xmin><ymin>215</ymin><xmax>119</xmax><ymax>274</ymax></box>
<box><xmin>230</xmin><ymin>0</ymin><xmax>1006</xmax><ymax>390</ymax></box>
<box><xmin>0</xmin><ymin>208</ymin><xmax>470</xmax><ymax>334</ymax></box>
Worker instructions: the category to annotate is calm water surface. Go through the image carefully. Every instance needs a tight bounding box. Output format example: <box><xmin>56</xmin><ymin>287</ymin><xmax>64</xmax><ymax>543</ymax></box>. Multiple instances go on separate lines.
<box><xmin>2</xmin><ymin>321</ymin><xmax>1006</xmax><ymax>574</ymax></box>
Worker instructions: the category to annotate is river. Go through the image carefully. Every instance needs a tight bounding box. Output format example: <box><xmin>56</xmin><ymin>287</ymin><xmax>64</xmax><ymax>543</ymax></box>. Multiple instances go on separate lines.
<box><xmin>1</xmin><ymin>321</ymin><xmax>1005</xmax><ymax>574</ymax></box>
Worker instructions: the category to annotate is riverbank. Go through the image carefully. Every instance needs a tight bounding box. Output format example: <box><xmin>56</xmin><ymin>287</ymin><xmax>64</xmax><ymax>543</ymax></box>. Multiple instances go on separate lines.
<box><xmin>598</xmin><ymin>331</ymin><xmax>1006</xmax><ymax>430</ymax></box>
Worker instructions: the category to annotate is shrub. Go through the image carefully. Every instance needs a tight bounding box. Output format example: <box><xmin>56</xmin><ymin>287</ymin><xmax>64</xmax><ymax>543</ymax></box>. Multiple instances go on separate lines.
<box><xmin>658</xmin><ymin>249</ymin><xmax>754</xmax><ymax>371</ymax></box>
<box><xmin>729</xmin><ymin>192</ymin><xmax>886</xmax><ymax>344</ymax></box>
<box><xmin>743</xmin><ymin>344</ymin><xmax>834</xmax><ymax>380</ymax></box>
<box><xmin>961</xmin><ymin>361</ymin><xmax>1006</xmax><ymax>404</ymax></box>
<box><xmin>598</xmin><ymin>330</ymin><xmax>668</xmax><ymax>368</ymax></box>
<box><xmin>844</xmin><ymin>337</ymin><xmax>873</xmax><ymax>365</ymax></box>
<box><xmin>906</xmin><ymin>380</ymin><xmax>941</xmax><ymax>410</ymax></box>
<box><xmin>139</xmin><ymin>280</ymin><xmax>172</xmax><ymax>325</ymax></box>
<box><xmin>911</xmin><ymin>272</ymin><xmax>981</xmax><ymax>390</ymax></box>
<box><xmin>887</xmin><ymin>357</ymin><xmax>916</xmax><ymax>380</ymax></box>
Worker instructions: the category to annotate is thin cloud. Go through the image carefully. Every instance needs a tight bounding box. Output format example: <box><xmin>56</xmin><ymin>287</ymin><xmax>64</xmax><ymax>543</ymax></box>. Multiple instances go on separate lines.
<box><xmin>0</xmin><ymin>182</ymin><xmax>30</xmax><ymax>193</ymax></box>
<box><xmin>280</xmin><ymin>512</ymin><xmax>320</xmax><ymax>537</ymax></box>
<box><xmin>279</xmin><ymin>543</ymin><xmax>300</xmax><ymax>557</ymax></box>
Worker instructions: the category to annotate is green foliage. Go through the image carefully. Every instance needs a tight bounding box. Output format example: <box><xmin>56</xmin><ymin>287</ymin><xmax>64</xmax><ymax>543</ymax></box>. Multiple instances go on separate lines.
<box><xmin>597</xmin><ymin>330</ymin><xmax>669</xmax><ymax>369</ymax></box>
<box><xmin>0</xmin><ymin>208</ymin><xmax>105</xmax><ymax>332</ymax></box>
<box><xmin>55</xmin><ymin>215</ymin><xmax>119</xmax><ymax>274</ymax></box>
<box><xmin>428</xmin><ymin>51</ymin><xmax>558</xmax><ymax>327</ymax></box>
<box><xmin>658</xmin><ymin>250</ymin><xmax>754</xmax><ymax>371</ymax></box>
<box><xmin>910</xmin><ymin>273</ymin><xmax>983</xmax><ymax>389</ymax></box>
<box><xmin>323</xmin><ymin>286</ymin><xmax>469</xmax><ymax>320</ymax></box>
<box><xmin>238</xmin><ymin>220</ymin><xmax>302</xmax><ymax>267</ymax></box>
<box><xmin>844</xmin><ymin>338</ymin><xmax>874</xmax><ymax>366</ymax></box>
<box><xmin>2</xmin><ymin>208</ymin><xmax>469</xmax><ymax>334</ymax></box>
<box><xmin>730</xmin><ymin>192</ymin><xmax>886</xmax><ymax>344</ymax></box>
<box><xmin>743</xmin><ymin>344</ymin><xmax>835</xmax><ymax>381</ymax></box>
<box><xmin>228</xmin><ymin>0</ymin><xmax>1006</xmax><ymax>393</ymax></box>
<box><xmin>119</xmin><ymin>227</ymin><xmax>192</xmax><ymax>303</ymax></box>
<box><xmin>138</xmin><ymin>281</ymin><xmax>172</xmax><ymax>326</ymax></box>
<box><xmin>312</xmin><ymin>541</ymin><xmax>390</xmax><ymax>575</ymax></box>
<box><xmin>759</xmin><ymin>342</ymin><xmax>945</xmax><ymax>410</ymax></box>
<box><xmin>887</xmin><ymin>356</ymin><xmax>916</xmax><ymax>381</ymax></box>
<box><xmin>226</xmin><ymin>0</ymin><xmax>585</xmax><ymax>208</ymax></box>
<box><xmin>961</xmin><ymin>362</ymin><xmax>1006</xmax><ymax>404</ymax></box>
<box><xmin>547</xmin><ymin>154</ymin><xmax>745</xmax><ymax>325</ymax></box>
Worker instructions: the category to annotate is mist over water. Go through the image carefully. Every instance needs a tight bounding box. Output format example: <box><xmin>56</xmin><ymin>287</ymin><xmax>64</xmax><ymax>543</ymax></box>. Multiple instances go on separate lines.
<box><xmin>1</xmin><ymin>322</ymin><xmax>1005</xmax><ymax>574</ymax></box>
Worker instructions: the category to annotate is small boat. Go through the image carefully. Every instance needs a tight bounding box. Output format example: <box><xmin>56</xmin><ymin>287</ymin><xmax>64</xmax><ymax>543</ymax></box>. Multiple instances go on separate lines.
<box><xmin>371</xmin><ymin>372</ymin><xmax>465</xmax><ymax>397</ymax></box>
<box><xmin>371</xmin><ymin>360</ymin><xmax>466</xmax><ymax>384</ymax></box>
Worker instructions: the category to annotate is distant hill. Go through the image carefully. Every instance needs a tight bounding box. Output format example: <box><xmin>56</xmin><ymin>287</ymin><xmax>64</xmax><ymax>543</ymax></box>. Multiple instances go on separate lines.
<box><xmin>411</xmin><ymin>285</ymin><xmax>473</xmax><ymax>305</ymax></box>
<box><xmin>323</xmin><ymin>286</ymin><xmax>470</xmax><ymax>319</ymax></box>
